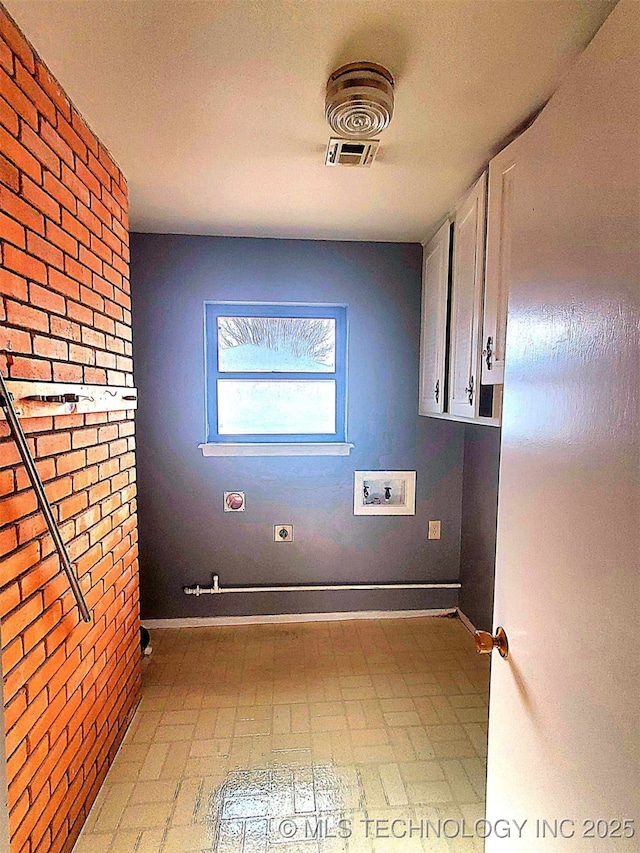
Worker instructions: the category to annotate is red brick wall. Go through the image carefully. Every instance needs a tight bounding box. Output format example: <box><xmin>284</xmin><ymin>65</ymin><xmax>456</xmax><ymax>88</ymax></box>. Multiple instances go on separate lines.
<box><xmin>0</xmin><ymin>5</ymin><xmax>140</xmax><ymax>852</ymax></box>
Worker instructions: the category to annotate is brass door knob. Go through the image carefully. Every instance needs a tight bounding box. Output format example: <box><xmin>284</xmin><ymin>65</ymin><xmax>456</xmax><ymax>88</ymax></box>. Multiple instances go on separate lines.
<box><xmin>474</xmin><ymin>626</ymin><xmax>509</xmax><ymax>659</ymax></box>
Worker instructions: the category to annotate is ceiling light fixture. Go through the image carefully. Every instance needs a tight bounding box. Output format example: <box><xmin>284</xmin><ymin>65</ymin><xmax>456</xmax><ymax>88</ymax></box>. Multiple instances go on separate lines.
<box><xmin>325</xmin><ymin>62</ymin><xmax>394</xmax><ymax>139</ymax></box>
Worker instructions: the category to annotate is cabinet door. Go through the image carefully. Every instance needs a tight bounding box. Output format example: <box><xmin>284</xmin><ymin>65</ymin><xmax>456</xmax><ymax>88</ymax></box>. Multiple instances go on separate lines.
<box><xmin>482</xmin><ymin>129</ymin><xmax>530</xmax><ymax>384</ymax></box>
<box><xmin>448</xmin><ymin>173</ymin><xmax>487</xmax><ymax>417</ymax></box>
<box><xmin>419</xmin><ymin>220</ymin><xmax>451</xmax><ymax>415</ymax></box>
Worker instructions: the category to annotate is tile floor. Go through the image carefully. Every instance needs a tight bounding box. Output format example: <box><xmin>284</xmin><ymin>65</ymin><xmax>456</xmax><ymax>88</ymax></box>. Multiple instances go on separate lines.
<box><xmin>73</xmin><ymin>616</ymin><xmax>490</xmax><ymax>853</ymax></box>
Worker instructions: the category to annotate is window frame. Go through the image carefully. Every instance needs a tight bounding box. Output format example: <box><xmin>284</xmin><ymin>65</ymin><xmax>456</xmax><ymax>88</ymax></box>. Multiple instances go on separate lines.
<box><xmin>204</xmin><ymin>302</ymin><xmax>348</xmax><ymax>445</ymax></box>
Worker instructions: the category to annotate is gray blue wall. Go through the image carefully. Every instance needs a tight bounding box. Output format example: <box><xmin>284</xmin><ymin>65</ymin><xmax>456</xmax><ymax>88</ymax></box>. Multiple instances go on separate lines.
<box><xmin>131</xmin><ymin>234</ymin><xmax>466</xmax><ymax>619</ymax></box>
<box><xmin>458</xmin><ymin>423</ymin><xmax>501</xmax><ymax>630</ymax></box>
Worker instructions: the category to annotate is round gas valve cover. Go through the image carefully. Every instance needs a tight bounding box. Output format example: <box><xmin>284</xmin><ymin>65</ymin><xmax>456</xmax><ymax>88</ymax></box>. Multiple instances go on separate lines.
<box><xmin>224</xmin><ymin>491</ymin><xmax>245</xmax><ymax>511</ymax></box>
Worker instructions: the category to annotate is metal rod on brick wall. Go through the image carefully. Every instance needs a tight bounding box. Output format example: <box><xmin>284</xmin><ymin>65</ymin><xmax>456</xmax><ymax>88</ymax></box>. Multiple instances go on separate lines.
<box><xmin>0</xmin><ymin>371</ymin><xmax>91</xmax><ymax>624</ymax></box>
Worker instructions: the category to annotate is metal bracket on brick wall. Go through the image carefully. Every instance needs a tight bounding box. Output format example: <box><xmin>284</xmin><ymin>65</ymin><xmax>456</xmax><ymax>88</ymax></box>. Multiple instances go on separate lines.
<box><xmin>0</xmin><ymin>372</ymin><xmax>91</xmax><ymax>623</ymax></box>
<box><xmin>3</xmin><ymin>380</ymin><xmax>138</xmax><ymax>418</ymax></box>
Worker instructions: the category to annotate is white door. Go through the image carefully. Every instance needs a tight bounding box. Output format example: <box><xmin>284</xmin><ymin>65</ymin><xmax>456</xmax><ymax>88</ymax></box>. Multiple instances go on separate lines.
<box><xmin>418</xmin><ymin>220</ymin><xmax>451</xmax><ymax>415</ymax></box>
<box><xmin>448</xmin><ymin>173</ymin><xmax>486</xmax><ymax>418</ymax></box>
<box><xmin>485</xmin><ymin>3</ymin><xmax>639</xmax><ymax>851</ymax></box>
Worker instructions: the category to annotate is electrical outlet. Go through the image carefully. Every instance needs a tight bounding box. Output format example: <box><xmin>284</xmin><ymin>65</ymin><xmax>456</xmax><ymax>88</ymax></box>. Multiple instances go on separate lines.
<box><xmin>274</xmin><ymin>524</ymin><xmax>293</xmax><ymax>542</ymax></box>
<box><xmin>428</xmin><ymin>520</ymin><xmax>441</xmax><ymax>540</ymax></box>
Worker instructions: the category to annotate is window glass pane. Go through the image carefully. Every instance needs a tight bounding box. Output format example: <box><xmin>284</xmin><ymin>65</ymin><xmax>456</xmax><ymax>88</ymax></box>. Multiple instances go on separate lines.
<box><xmin>217</xmin><ymin>317</ymin><xmax>335</xmax><ymax>372</ymax></box>
<box><xmin>217</xmin><ymin>380</ymin><xmax>336</xmax><ymax>435</ymax></box>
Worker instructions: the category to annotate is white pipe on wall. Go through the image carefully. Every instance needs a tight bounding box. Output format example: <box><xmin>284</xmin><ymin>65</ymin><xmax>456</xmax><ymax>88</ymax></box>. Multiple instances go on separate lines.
<box><xmin>183</xmin><ymin>574</ymin><xmax>460</xmax><ymax>596</ymax></box>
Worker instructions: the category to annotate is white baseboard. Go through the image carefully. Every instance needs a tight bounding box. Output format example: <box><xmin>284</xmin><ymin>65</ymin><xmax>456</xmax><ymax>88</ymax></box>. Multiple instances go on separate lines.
<box><xmin>143</xmin><ymin>608</ymin><xmax>457</xmax><ymax>629</ymax></box>
<box><xmin>456</xmin><ymin>608</ymin><xmax>477</xmax><ymax>635</ymax></box>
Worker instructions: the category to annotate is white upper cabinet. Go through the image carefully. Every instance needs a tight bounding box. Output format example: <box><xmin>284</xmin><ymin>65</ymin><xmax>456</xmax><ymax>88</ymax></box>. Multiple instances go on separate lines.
<box><xmin>482</xmin><ymin>129</ymin><xmax>530</xmax><ymax>385</ymax></box>
<box><xmin>417</xmin><ymin>131</ymin><xmax>530</xmax><ymax>424</ymax></box>
<box><xmin>418</xmin><ymin>220</ymin><xmax>451</xmax><ymax>415</ymax></box>
<box><xmin>448</xmin><ymin>173</ymin><xmax>487</xmax><ymax>418</ymax></box>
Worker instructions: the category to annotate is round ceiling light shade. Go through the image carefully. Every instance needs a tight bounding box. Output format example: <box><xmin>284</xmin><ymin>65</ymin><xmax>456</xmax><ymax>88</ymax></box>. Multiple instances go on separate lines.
<box><xmin>325</xmin><ymin>62</ymin><xmax>394</xmax><ymax>139</ymax></box>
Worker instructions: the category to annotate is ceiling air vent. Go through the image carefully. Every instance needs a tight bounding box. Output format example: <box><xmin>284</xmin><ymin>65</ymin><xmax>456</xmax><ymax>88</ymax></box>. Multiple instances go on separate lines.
<box><xmin>325</xmin><ymin>137</ymin><xmax>379</xmax><ymax>167</ymax></box>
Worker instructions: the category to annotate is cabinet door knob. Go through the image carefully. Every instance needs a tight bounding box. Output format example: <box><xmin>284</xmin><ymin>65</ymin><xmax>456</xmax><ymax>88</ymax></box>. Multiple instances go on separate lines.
<box><xmin>434</xmin><ymin>379</ymin><xmax>440</xmax><ymax>404</ymax></box>
<box><xmin>464</xmin><ymin>375</ymin><xmax>474</xmax><ymax>405</ymax></box>
<box><xmin>482</xmin><ymin>336</ymin><xmax>493</xmax><ymax>370</ymax></box>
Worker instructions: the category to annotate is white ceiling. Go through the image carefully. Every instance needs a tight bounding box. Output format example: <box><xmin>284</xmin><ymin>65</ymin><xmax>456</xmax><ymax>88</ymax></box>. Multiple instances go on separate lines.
<box><xmin>5</xmin><ymin>0</ymin><xmax>617</xmax><ymax>242</ymax></box>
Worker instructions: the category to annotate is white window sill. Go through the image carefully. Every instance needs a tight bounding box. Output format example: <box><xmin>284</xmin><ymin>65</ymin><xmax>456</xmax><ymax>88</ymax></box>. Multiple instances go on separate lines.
<box><xmin>199</xmin><ymin>442</ymin><xmax>354</xmax><ymax>457</ymax></box>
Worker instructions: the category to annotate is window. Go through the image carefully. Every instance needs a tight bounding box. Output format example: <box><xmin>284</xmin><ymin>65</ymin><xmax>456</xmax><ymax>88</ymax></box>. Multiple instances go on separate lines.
<box><xmin>203</xmin><ymin>303</ymin><xmax>349</xmax><ymax>454</ymax></box>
